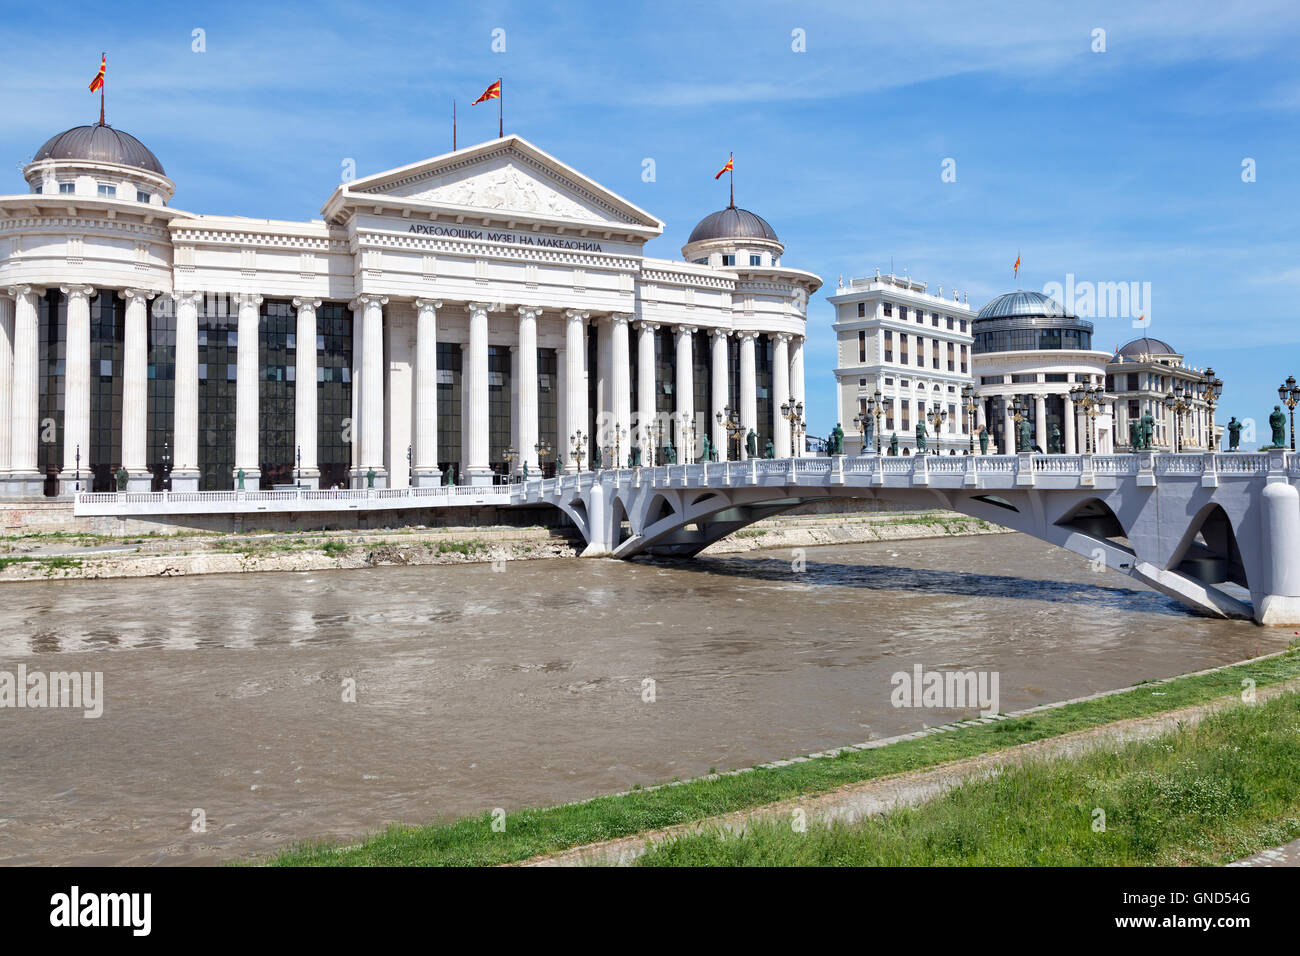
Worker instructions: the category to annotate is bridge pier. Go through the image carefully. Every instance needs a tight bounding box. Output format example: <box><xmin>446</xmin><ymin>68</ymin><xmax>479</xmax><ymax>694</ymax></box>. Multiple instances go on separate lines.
<box><xmin>1253</xmin><ymin>481</ymin><xmax>1300</xmax><ymax>626</ymax></box>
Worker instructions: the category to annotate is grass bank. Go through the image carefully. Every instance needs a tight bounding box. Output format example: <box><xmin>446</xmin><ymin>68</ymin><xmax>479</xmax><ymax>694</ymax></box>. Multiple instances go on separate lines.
<box><xmin>639</xmin><ymin>688</ymin><xmax>1300</xmax><ymax>866</ymax></box>
<box><xmin>264</xmin><ymin>648</ymin><xmax>1300</xmax><ymax>866</ymax></box>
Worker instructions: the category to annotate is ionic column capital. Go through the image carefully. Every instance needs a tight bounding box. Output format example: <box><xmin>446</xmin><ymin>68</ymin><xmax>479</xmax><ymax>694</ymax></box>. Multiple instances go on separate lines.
<box><xmin>292</xmin><ymin>297</ymin><xmax>324</xmax><ymax>312</ymax></box>
<box><xmin>466</xmin><ymin>300</ymin><xmax>499</xmax><ymax>319</ymax></box>
<box><xmin>5</xmin><ymin>284</ymin><xmax>36</xmax><ymax>300</ymax></box>
<box><xmin>773</xmin><ymin>332</ymin><xmax>793</xmax><ymax>345</ymax></box>
<box><xmin>516</xmin><ymin>304</ymin><xmax>543</xmax><ymax>320</ymax></box>
<box><xmin>563</xmin><ymin>308</ymin><xmax>590</xmax><ymax>323</ymax></box>
<box><xmin>674</xmin><ymin>323</ymin><xmax>696</xmax><ymax>340</ymax></box>
<box><xmin>119</xmin><ymin>288</ymin><xmax>159</xmax><ymax>303</ymax></box>
<box><xmin>173</xmin><ymin>290</ymin><xmax>204</xmax><ymax>309</ymax></box>
<box><xmin>637</xmin><ymin>320</ymin><xmax>659</xmax><ymax>333</ymax></box>
<box><xmin>608</xmin><ymin>312</ymin><xmax>633</xmax><ymax>327</ymax></box>
<box><xmin>233</xmin><ymin>292</ymin><xmax>264</xmax><ymax>310</ymax></box>
<box><xmin>350</xmin><ymin>294</ymin><xmax>387</xmax><ymax>311</ymax></box>
<box><xmin>736</xmin><ymin>330</ymin><xmax>757</xmax><ymax>344</ymax></box>
<box><xmin>710</xmin><ymin>327</ymin><xmax>730</xmax><ymax>342</ymax></box>
<box><xmin>60</xmin><ymin>284</ymin><xmax>96</xmax><ymax>302</ymax></box>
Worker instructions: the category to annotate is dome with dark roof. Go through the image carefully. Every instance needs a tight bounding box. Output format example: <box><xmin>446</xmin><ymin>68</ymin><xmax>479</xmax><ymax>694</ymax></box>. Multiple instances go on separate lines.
<box><xmin>31</xmin><ymin>125</ymin><xmax>165</xmax><ymax>176</ymax></box>
<box><xmin>687</xmin><ymin>206</ymin><xmax>779</xmax><ymax>245</ymax></box>
<box><xmin>975</xmin><ymin>290</ymin><xmax>1070</xmax><ymax>320</ymax></box>
<box><xmin>1118</xmin><ymin>336</ymin><xmax>1177</xmax><ymax>357</ymax></box>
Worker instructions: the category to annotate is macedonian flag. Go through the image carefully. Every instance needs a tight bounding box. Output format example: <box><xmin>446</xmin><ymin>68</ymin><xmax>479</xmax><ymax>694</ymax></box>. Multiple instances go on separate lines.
<box><xmin>473</xmin><ymin>79</ymin><xmax>501</xmax><ymax>105</ymax></box>
<box><xmin>89</xmin><ymin>54</ymin><xmax>106</xmax><ymax>93</ymax></box>
<box><xmin>715</xmin><ymin>154</ymin><xmax>733</xmax><ymax>180</ymax></box>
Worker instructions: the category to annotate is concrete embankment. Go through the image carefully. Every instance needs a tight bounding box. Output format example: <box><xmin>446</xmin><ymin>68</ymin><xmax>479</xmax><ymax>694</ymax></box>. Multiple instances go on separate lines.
<box><xmin>0</xmin><ymin>507</ymin><xmax>1009</xmax><ymax>583</ymax></box>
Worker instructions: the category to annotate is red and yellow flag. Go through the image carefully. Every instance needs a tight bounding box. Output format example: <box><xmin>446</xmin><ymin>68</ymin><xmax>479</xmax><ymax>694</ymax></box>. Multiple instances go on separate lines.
<box><xmin>89</xmin><ymin>54</ymin><xmax>106</xmax><ymax>93</ymax></box>
<box><xmin>473</xmin><ymin>79</ymin><xmax>501</xmax><ymax>105</ymax></box>
<box><xmin>1013</xmin><ymin>253</ymin><xmax>1021</xmax><ymax>278</ymax></box>
<box><xmin>715</xmin><ymin>154</ymin><xmax>734</xmax><ymax>180</ymax></box>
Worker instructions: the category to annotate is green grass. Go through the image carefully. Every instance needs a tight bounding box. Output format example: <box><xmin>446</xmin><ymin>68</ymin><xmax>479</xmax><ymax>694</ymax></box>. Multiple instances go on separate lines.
<box><xmin>263</xmin><ymin>649</ymin><xmax>1300</xmax><ymax>867</ymax></box>
<box><xmin>0</xmin><ymin>555</ymin><xmax>84</xmax><ymax>572</ymax></box>
<box><xmin>639</xmin><ymin>689</ymin><xmax>1300</xmax><ymax>866</ymax></box>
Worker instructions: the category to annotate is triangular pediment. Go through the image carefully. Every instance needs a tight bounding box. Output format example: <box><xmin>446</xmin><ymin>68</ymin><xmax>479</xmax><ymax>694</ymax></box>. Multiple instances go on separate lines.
<box><xmin>335</xmin><ymin>136</ymin><xmax>663</xmax><ymax>235</ymax></box>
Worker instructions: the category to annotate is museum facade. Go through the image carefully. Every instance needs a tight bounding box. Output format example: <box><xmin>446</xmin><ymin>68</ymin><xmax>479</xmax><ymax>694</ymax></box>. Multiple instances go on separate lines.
<box><xmin>0</xmin><ymin>125</ymin><xmax>820</xmax><ymax>494</ymax></box>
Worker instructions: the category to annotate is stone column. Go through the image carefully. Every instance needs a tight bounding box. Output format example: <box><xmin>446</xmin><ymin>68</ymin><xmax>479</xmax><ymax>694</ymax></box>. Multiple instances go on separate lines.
<box><xmin>1002</xmin><ymin>396</ymin><xmax>1016</xmax><ymax>454</ymax></box>
<box><xmin>555</xmin><ymin>347</ymin><xmax>567</xmax><ymax>474</ymax></box>
<box><xmin>464</xmin><ymin>301</ymin><xmax>493</xmax><ymax>485</ymax></box>
<box><xmin>674</xmin><ymin>325</ymin><xmax>694</xmax><ymax>460</ymax></box>
<box><xmin>233</xmin><ymin>292</ymin><xmax>263</xmax><ymax>486</ymax></box>
<box><xmin>738</xmin><ymin>332</ymin><xmax>757</xmax><ymax>458</ymax></box>
<box><xmin>610</xmin><ymin>313</ymin><xmax>632</xmax><ymax>467</ymax></box>
<box><xmin>517</xmin><ymin>305</ymin><xmax>542</xmax><ymax>474</ymax></box>
<box><xmin>172</xmin><ymin>291</ymin><xmax>201</xmax><ymax>490</ymax></box>
<box><xmin>59</xmin><ymin>285</ymin><xmax>95</xmax><ymax>494</ymax></box>
<box><xmin>348</xmin><ymin>294</ymin><xmax>388</xmax><ymax>487</ymax></box>
<box><xmin>6</xmin><ymin>286</ymin><xmax>41</xmax><ymax>494</ymax></box>
<box><xmin>0</xmin><ymin>293</ymin><xmax>13</xmax><ymax>477</ymax></box>
<box><xmin>1063</xmin><ymin>393</ymin><xmax>1076</xmax><ymax>454</ymax></box>
<box><xmin>773</xmin><ymin>333</ymin><xmax>791</xmax><ymax>458</ymax></box>
<box><xmin>711</xmin><ymin>329</ymin><xmax>729</xmax><ymax>460</ymax></box>
<box><xmin>1034</xmin><ymin>394</ymin><xmax>1047</xmax><ymax>453</ymax></box>
<box><xmin>789</xmin><ymin>335</ymin><xmax>805</xmax><ymax>456</ymax></box>
<box><xmin>292</xmin><ymin>297</ymin><xmax>322</xmax><ymax>488</ymax></box>
<box><xmin>121</xmin><ymin>289</ymin><xmax>156</xmax><ymax>490</ymax></box>
<box><xmin>564</xmin><ymin>309</ymin><xmax>588</xmax><ymax>472</ymax></box>
<box><xmin>412</xmin><ymin>298</ymin><xmax>442</xmax><ymax>486</ymax></box>
<box><xmin>637</xmin><ymin>321</ymin><xmax>657</xmax><ymax>463</ymax></box>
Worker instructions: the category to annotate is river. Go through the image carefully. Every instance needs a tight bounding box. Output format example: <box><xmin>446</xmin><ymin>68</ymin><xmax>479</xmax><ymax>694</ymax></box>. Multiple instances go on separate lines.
<box><xmin>0</xmin><ymin>533</ymin><xmax>1284</xmax><ymax>865</ymax></box>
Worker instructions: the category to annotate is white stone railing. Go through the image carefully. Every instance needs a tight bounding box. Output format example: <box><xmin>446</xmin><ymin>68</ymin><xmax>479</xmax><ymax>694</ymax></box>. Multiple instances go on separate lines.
<box><xmin>75</xmin><ymin>451</ymin><xmax>1295</xmax><ymax>516</ymax></box>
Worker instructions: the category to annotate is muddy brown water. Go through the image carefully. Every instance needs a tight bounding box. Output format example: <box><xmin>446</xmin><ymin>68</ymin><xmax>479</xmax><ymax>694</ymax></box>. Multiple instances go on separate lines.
<box><xmin>0</xmin><ymin>533</ymin><xmax>1286</xmax><ymax>865</ymax></box>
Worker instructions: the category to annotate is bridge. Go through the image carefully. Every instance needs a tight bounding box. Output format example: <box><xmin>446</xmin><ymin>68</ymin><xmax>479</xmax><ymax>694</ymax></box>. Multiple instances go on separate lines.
<box><xmin>75</xmin><ymin>450</ymin><xmax>1300</xmax><ymax>627</ymax></box>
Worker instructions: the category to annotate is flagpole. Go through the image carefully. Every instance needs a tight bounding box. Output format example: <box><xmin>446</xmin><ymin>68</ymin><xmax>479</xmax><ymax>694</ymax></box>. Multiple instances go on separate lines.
<box><xmin>453</xmin><ymin>100</ymin><xmax>456</xmax><ymax>151</ymax></box>
<box><xmin>729</xmin><ymin>154</ymin><xmax>734</xmax><ymax>208</ymax></box>
<box><xmin>99</xmin><ymin>52</ymin><xmax>106</xmax><ymax>126</ymax></box>
<box><xmin>498</xmin><ymin>77</ymin><xmax>503</xmax><ymax>138</ymax></box>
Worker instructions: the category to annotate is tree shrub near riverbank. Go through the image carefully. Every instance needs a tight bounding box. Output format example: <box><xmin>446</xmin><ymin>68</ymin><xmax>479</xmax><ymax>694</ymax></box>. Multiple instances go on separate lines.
<box><xmin>638</xmin><ymin>689</ymin><xmax>1300</xmax><ymax>866</ymax></box>
<box><xmin>264</xmin><ymin>649</ymin><xmax>1300</xmax><ymax>867</ymax></box>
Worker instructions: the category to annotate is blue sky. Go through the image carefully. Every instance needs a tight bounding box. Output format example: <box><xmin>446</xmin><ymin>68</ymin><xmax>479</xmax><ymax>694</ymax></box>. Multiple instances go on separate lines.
<box><xmin>3</xmin><ymin>0</ymin><xmax>1298</xmax><ymax>446</ymax></box>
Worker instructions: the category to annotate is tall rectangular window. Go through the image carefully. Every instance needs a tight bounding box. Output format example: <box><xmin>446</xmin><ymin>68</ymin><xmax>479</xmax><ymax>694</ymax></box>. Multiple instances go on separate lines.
<box><xmin>147</xmin><ymin>297</ymin><xmax>176</xmax><ymax>489</ymax></box>
<box><xmin>858</xmin><ymin>330</ymin><xmax>866</xmax><ymax>362</ymax></box>
<box><xmin>37</xmin><ymin>290</ymin><xmax>67</xmax><ymax>494</ymax></box>
<box><xmin>258</xmin><ymin>300</ymin><xmax>295</xmax><ymax>488</ymax></box>
<box><xmin>884</xmin><ymin>330</ymin><xmax>893</xmax><ymax>363</ymax></box>
<box><xmin>435</xmin><ymin>342</ymin><xmax>461</xmax><ymax>480</ymax></box>
<box><xmin>197</xmin><ymin>295</ymin><xmax>237</xmax><ymax>490</ymax></box>
<box><xmin>315</xmin><ymin>303</ymin><xmax>352</xmax><ymax>489</ymax></box>
<box><xmin>538</xmin><ymin>348</ymin><xmax>558</xmax><ymax>476</ymax></box>
<box><xmin>89</xmin><ymin>292</ymin><xmax>124</xmax><ymax>491</ymax></box>
<box><xmin>488</xmin><ymin>345</ymin><xmax>511</xmax><ymax>477</ymax></box>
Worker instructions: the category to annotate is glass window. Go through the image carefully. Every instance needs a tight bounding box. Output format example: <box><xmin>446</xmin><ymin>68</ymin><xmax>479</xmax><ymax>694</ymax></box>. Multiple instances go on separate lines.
<box><xmin>721</xmin><ymin>254</ymin><xmax>735</xmax><ymax>266</ymax></box>
<box><xmin>58</xmin><ymin>182</ymin><xmax>75</xmax><ymax>194</ymax></box>
<box><xmin>97</xmin><ymin>183</ymin><xmax>115</xmax><ymax>197</ymax></box>
<box><xmin>316</xmin><ymin>302</ymin><xmax>353</xmax><ymax>488</ymax></box>
<box><xmin>136</xmin><ymin>190</ymin><xmax>150</xmax><ymax>203</ymax></box>
<box><xmin>749</xmin><ymin>254</ymin><xmax>762</xmax><ymax>266</ymax></box>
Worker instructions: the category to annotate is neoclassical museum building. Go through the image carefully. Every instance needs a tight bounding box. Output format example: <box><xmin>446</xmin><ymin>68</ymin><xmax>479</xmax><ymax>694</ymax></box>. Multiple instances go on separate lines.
<box><xmin>0</xmin><ymin>123</ymin><xmax>820</xmax><ymax>494</ymax></box>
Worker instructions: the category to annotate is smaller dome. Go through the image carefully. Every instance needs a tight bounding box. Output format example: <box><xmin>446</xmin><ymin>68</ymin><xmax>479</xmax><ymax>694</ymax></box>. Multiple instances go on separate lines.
<box><xmin>31</xmin><ymin>125</ymin><xmax>165</xmax><ymax>176</ymax></box>
<box><xmin>975</xmin><ymin>290</ymin><xmax>1070</xmax><ymax>320</ymax></box>
<box><xmin>687</xmin><ymin>206</ymin><xmax>779</xmax><ymax>245</ymax></box>
<box><xmin>1117</xmin><ymin>337</ymin><xmax>1177</xmax><ymax>357</ymax></box>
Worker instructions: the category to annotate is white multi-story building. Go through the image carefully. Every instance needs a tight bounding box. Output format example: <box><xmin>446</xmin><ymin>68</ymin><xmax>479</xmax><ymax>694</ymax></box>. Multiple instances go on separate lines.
<box><xmin>0</xmin><ymin>121</ymin><xmax>820</xmax><ymax>495</ymax></box>
<box><xmin>971</xmin><ymin>290</ymin><xmax>1115</xmax><ymax>454</ymax></box>
<box><xmin>829</xmin><ymin>271</ymin><xmax>975</xmax><ymax>455</ymax></box>
<box><xmin>1107</xmin><ymin>337</ymin><xmax>1222</xmax><ymax>451</ymax></box>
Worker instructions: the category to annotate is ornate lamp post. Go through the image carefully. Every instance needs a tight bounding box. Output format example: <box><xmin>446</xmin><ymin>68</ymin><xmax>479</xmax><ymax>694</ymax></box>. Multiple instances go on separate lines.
<box><xmin>1164</xmin><ymin>385</ymin><xmax>1192</xmax><ymax>453</ymax></box>
<box><xmin>570</xmin><ymin>430</ymin><xmax>586</xmax><ymax>471</ymax></box>
<box><xmin>405</xmin><ymin>443</ymin><xmax>412</xmax><ymax>486</ymax></box>
<box><xmin>1069</xmin><ymin>383</ymin><xmax>1107</xmax><ymax>453</ymax></box>
<box><xmin>866</xmin><ymin>390</ymin><xmax>884</xmax><ymax>454</ymax></box>
<box><xmin>715</xmin><ymin>405</ymin><xmax>744</xmax><ymax>460</ymax></box>
<box><xmin>652</xmin><ymin>418</ymin><xmax>664</xmax><ymax>466</ymax></box>
<box><xmin>162</xmin><ymin>440</ymin><xmax>172</xmax><ymax>492</ymax></box>
<box><xmin>613</xmin><ymin>425</ymin><xmax>628</xmax><ymax>469</ymax></box>
<box><xmin>75</xmin><ymin>444</ymin><xmax>81</xmax><ymax>493</ymax></box>
<box><xmin>1279</xmin><ymin>375</ymin><xmax>1299</xmax><ymax>450</ymax></box>
<box><xmin>926</xmin><ymin>384</ymin><xmax>947</xmax><ymax>455</ymax></box>
<box><xmin>1009</xmin><ymin>395</ymin><xmax>1027</xmax><ymax>452</ymax></box>
<box><xmin>502</xmin><ymin>446</ymin><xmax>519</xmax><ymax>482</ymax></box>
<box><xmin>1203</xmin><ymin>368</ymin><xmax>1222</xmax><ymax>450</ymax></box>
<box><xmin>780</xmin><ymin>398</ymin><xmax>806</xmax><ymax>457</ymax></box>
<box><xmin>960</xmin><ymin>383</ymin><xmax>979</xmax><ymax>454</ymax></box>
<box><xmin>534</xmin><ymin>440</ymin><xmax>552</xmax><ymax>476</ymax></box>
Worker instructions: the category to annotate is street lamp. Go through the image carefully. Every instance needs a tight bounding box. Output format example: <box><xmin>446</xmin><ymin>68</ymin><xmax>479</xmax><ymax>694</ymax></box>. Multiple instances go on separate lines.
<box><xmin>715</xmin><ymin>405</ymin><xmax>744</xmax><ymax>460</ymax></box>
<box><xmin>534</xmin><ymin>440</ymin><xmax>553</xmax><ymax>476</ymax></box>
<box><xmin>1069</xmin><ymin>383</ymin><xmax>1107</xmax><ymax>454</ymax></box>
<box><xmin>926</xmin><ymin>384</ymin><xmax>947</xmax><ymax>455</ymax></box>
<box><xmin>1203</xmin><ymin>368</ymin><xmax>1223</xmax><ymax>450</ymax></box>
<box><xmin>405</xmin><ymin>443</ymin><xmax>411</xmax><ymax>486</ymax></box>
<box><xmin>961</xmin><ymin>383</ymin><xmax>979</xmax><ymax>454</ymax></box>
<box><xmin>1165</xmin><ymin>386</ymin><xmax>1192</xmax><ymax>454</ymax></box>
<box><xmin>1010</xmin><ymin>395</ymin><xmax>1027</xmax><ymax>453</ymax></box>
<box><xmin>780</xmin><ymin>398</ymin><xmax>807</xmax><ymax>457</ymax></box>
<box><xmin>162</xmin><ymin>440</ymin><xmax>172</xmax><ymax>492</ymax></box>
<box><xmin>570</xmin><ymin>431</ymin><xmax>586</xmax><ymax>471</ymax></box>
<box><xmin>614</xmin><ymin>425</ymin><xmax>628</xmax><ymax>468</ymax></box>
<box><xmin>75</xmin><ymin>443</ymin><xmax>81</xmax><ymax>493</ymax></box>
<box><xmin>1279</xmin><ymin>375</ymin><xmax>1299</xmax><ymax>451</ymax></box>
<box><xmin>502</xmin><ymin>446</ymin><xmax>519</xmax><ymax>482</ymax></box>
<box><xmin>865</xmin><ymin>390</ymin><xmax>884</xmax><ymax>454</ymax></box>
<box><xmin>851</xmin><ymin>411</ymin><xmax>868</xmax><ymax>455</ymax></box>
